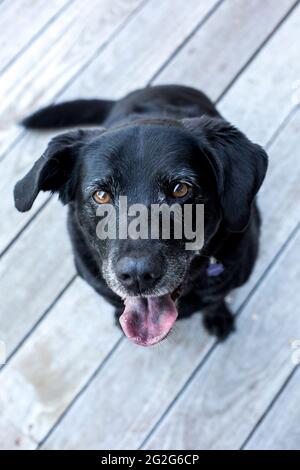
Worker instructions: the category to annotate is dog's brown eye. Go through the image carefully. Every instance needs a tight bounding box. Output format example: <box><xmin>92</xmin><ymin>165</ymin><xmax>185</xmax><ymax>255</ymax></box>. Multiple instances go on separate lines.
<box><xmin>172</xmin><ymin>182</ymin><xmax>189</xmax><ymax>198</ymax></box>
<box><xmin>93</xmin><ymin>190</ymin><xmax>111</xmax><ymax>204</ymax></box>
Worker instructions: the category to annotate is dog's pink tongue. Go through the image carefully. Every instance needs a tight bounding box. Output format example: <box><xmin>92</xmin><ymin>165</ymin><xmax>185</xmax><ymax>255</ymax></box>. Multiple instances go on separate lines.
<box><xmin>119</xmin><ymin>295</ymin><xmax>178</xmax><ymax>346</ymax></box>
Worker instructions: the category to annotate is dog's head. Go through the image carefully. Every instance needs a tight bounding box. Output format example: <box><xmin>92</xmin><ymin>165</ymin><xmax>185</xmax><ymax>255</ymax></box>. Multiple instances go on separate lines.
<box><xmin>14</xmin><ymin>117</ymin><xmax>268</xmax><ymax>346</ymax></box>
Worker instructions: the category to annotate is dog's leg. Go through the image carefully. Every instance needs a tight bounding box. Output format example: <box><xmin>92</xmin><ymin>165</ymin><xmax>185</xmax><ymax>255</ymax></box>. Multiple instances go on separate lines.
<box><xmin>202</xmin><ymin>300</ymin><xmax>235</xmax><ymax>340</ymax></box>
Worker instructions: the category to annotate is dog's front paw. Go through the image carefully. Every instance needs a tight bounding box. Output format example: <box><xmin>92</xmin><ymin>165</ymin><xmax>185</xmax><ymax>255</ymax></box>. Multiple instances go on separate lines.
<box><xmin>203</xmin><ymin>304</ymin><xmax>235</xmax><ymax>340</ymax></box>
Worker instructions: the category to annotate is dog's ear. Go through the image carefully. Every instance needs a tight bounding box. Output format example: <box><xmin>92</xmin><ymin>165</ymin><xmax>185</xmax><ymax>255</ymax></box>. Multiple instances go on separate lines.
<box><xmin>182</xmin><ymin>117</ymin><xmax>268</xmax><ymax>232</ymax></box>
<box><xmin>14</xmin><ymin>129</ymin><xmax>100</xmax><ymax>212</ymax></box>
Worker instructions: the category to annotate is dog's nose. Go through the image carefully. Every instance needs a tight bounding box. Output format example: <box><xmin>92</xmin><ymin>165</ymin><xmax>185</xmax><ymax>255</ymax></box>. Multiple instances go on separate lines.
<box><xmin>116</xmin><ymin>255</ymin><xmax>162</xmax><ymax>293</ymax></box>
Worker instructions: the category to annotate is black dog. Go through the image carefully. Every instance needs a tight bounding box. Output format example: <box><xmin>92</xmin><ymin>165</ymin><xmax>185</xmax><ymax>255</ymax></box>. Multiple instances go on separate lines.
<box><xmin>14</xmin><ymin>85</ymin><xmax>268</xmax><ymax>346</ymax></box>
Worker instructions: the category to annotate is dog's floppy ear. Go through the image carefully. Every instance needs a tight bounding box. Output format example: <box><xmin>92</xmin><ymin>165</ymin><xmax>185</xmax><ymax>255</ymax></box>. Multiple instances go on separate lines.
<box><xmin>182</xmin><ymin>117</ymin><xmax>268</xmax><ymax>232</ymax></box>
<box><xmin>14</xmin><ymin>129</ymin><xmax>99</xmax><ymax>212</ymax></box>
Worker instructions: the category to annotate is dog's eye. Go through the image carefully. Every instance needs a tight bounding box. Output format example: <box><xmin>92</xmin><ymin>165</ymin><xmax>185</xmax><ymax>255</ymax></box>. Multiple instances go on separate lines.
<box><xmin>93</xmin><ymin>190</ymin><xmax>111</xmax><ymax>204</ymax></box>
<box><xmin>171</xmin><ymin>182</ymin><xmax>189</xmax><ymax>198</ymax></box>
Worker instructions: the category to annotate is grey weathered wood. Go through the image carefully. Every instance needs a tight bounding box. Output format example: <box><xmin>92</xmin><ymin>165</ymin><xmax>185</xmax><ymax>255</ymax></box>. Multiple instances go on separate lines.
<box><xmin>0</xmin><ymin>0</ymin><xmax>72</xmax><ymax>74</ymax></box>
<box><xmin>0</xmin><ymin>278</ymin><xmax>120</xmax><ymax>450</ymax></box>
<box><xmin>228</xmin><ymin>108</ymin><xmax>300</xmax><ymax>310</ymax></box>
<box><xmin>0</xmin><ymin>0</ymin><xmax>144</xmax><ymax>157</ymax></box>
<box><xmin>245</xmin><ymin>367</ymin><xmax>300</xmax><ymax>449</ymax></box>
<box><xmin>40</xmin><ymin>105</ymin><xmax>300</xmax><ymax>450</ymax></box>
<box><xmin>155</xmin><ymin>0</ymin><xmax>296</xmax><ymax>101</ymax></box>
<box><xmin>0</xmin><ymin>199</ymin><xmax>74</xmax><ymax>356</ymax></box>
<box><xmin>1</xmin><ymin>0</ymin><xmax>299</xmax><ymax>452</ymax></box>
<box><xmin>144</xmin><ymin>230</ymin><xmax>300</xmax><ymax>450</ymax></box>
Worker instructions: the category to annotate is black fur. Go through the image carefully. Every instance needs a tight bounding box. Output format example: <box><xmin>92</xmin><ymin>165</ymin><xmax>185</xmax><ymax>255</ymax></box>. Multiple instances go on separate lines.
<box><xmin>15</xmin><ymin>85</ymin><xmax>268</xmax><ymax>340</ymax></box>
<box><xmin>21</xmin><ymin>99</ymin><xmax>115</xmax><ymax>129</ymax></box>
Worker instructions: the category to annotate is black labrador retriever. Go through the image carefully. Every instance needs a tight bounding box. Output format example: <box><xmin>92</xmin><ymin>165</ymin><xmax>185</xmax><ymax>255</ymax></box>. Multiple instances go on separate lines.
<box><xmin>14</xmin><ymin>85</ymin><xmax>268</xmax><ymax>346</ymax></box>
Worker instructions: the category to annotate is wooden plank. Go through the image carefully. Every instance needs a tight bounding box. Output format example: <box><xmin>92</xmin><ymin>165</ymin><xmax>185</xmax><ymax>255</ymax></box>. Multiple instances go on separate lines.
<box><xmin>154</xmin><ymin>0</ymin><xmax>296</xmax><ymax>101</ymax></box>
<box><xmin>0</xmin><ymin>0</ymin><xmax>216</xmax><ymax>252</ymax></box>
<box><xmin>0</xmin><ymin>198</ymin><xmax>74</xmax><ymax>356</ymax></box>
<box><xmin>0</xmin><ymin>0</ymin><xmax>73</xmax><ymax>75</ymax></box>
<box><xmin>144</xmin><ymin>230</ymin><xmax>300</xmax><ymax>450</ymax></box>
<box><xmin>245</xmin><ymin>368</ymin><xmax>300</xmax><ymax>449</ymax></box>
<box><xmin>60</xmin><ymin>0</ymin><xmax>220</xmax><ymax>101</ymax></box>
<box><xmin>40</xmin><ymin>105</ymin><xmax>300</xmax><ymax>450</ymax></box>
<box><xmin>219</xmin><ymin>4</ymin><xmax>300</xmax><ymax>144</ymax></box>
<box><xmin>0</xmin><ymin>0</ymin><xmax>221</xmax><ymax>447</ymax></box>
<box><xmin>43</xmin><ymin>316</ymin><xmax>212</xmax><ymax>450</ymax></box>
<box><xmin>1</xmin><ymin>0</ymin><xmax>300</xmax><ymax>450</ymax></box>
<box><xmin>0</xmin><ymin>0</ymin><xmax>295</xmax><ymax>255</ymax></box>
<box><xmin>0</xmin><ymin>0</ymin><xmax>144</xmax><ymax>157</ymax></box>
<box><xmin>0</xmin><ymin>278</ymin><xmax>120</xmax><ymax>450</ymax></box>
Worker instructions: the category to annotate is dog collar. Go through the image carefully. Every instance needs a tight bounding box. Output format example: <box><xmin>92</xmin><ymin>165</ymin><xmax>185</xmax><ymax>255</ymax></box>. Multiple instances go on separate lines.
<box><xmin>207</xmin><ymin>257</ymin><xmax>224</xmax><ymax>277</ymax></box>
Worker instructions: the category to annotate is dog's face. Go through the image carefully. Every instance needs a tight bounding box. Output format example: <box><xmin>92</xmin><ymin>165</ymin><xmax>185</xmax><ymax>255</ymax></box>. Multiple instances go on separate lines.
<box><xmin>14</xmin><ymin>117</ymin><xmax>268</xmax><ymax>346</ymax></box>
<box><xmin>73</xmin><ymin>123</ymin><xmax>220</xmax><ymax>294</ymax></box>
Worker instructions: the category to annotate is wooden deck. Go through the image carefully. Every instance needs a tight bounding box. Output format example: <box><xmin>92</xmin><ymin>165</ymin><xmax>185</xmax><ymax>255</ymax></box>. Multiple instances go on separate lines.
<box><xmin>0</xmin><ymin>0</ymin><xmax>300</xmax><ymax>450</ymax></box>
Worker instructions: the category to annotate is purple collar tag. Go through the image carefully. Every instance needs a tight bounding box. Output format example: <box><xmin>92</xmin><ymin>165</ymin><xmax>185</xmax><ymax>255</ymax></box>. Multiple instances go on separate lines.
<box><xmin>207</xmin><ymin>258</ymin><xmax>224</xmax><ymax>277</ymax></box>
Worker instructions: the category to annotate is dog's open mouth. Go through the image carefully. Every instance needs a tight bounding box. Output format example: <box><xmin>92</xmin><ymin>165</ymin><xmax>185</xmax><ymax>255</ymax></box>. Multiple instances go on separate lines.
<box><xmin>119</xmin><ymin>285</ymin><xmax>182</xmax><ymax>347</ymax></box>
